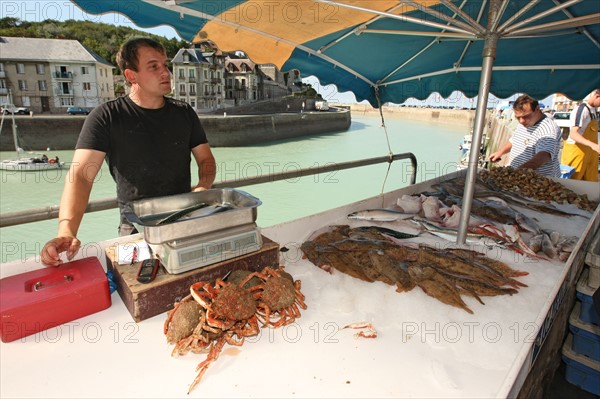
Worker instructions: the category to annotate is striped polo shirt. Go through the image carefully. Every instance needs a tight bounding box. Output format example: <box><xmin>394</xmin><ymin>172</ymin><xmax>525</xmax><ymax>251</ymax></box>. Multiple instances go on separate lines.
<box><xmin>509</xmin><ymin>115</ymin><xmax>561</xmax><ymax>177</ymax></box>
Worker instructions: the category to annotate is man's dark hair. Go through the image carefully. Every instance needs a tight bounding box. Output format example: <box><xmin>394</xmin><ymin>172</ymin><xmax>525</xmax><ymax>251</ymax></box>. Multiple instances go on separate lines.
<box><xmin>513</xmin><ymin>94</ymin><xmax>539</xmax><ymax>111</ymax></box>
<box><xmin>116</xmin><ymin>37</ymin><xmax>166</xmax><ymax>86</ymax></box>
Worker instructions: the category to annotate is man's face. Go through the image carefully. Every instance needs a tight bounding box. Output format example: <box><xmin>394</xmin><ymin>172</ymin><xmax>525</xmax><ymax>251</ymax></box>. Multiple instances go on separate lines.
<box><xmin>128</xmin><ymin>46</ymin><xmax>172</xmax><ymax>96</ymax></box>
<box><xmin>514</xmin><ymin>103</ymin><xmax>540</xmax><ymax>128</ymax></box>
<box><xmin>588</xmin><ymin>91</ymin><xmax>600</xmax><ymax>108</ymax></box>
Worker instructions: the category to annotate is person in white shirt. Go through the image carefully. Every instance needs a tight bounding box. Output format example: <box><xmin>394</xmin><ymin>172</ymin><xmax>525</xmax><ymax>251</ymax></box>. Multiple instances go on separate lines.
<box><xmin>560</xmin><ymin>89</ymin><xmax>600</xmax><ymax>182</ymax></box>
<box><xmin>489</xmin><ymin>94</ymin><xmax>562</xmax><ymax>177</ymax></box>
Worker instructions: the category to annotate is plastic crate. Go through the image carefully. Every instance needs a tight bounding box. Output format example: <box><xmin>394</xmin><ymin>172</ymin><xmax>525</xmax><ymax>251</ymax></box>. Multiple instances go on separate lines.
<box><xmin>569</xmin><ymin>302</ymin><xmax>600</xmax><ymax>361</ymax></box>
<box><xmin>577</xmin><ymin>268</ymin><xmax>600</xmax><ymax>326</ymax></box>
<box><xmin>559</xmin><ymin>164</ymin><xmax>576</xmax><ymax>179</ymax></box>
<box><xmin>586</xmin><ymin>230</ymin><xmax>600</xmax><ymax>289</ymax></box>
<box><xmin>562</xmin><ymin>334</ymin><xmax>600</xmax><ymax>396</ymax></box>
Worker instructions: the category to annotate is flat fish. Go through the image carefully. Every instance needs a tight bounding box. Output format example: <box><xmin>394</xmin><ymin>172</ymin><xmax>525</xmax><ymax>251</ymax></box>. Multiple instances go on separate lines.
<box><xmin>396</xmin><ymin>195</ymin><xmax>423</xmax><ymax>213</ymax></box>
<box><xmin>348</xmin><ymin>209</ymin><xmax>415</xmax><ymax>222</ymax></box>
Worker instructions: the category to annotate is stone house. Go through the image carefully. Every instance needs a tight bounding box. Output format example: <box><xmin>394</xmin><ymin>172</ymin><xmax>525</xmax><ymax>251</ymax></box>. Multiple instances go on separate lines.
<box><xmin>170</xmin><ymin>45</ymin><xmax>227</xmax><ymax>111</ymax></box>
<box><xmin>171</xmin><ymin>42</ymin><xmax>293</xmax><ymax>112</ymax></box>
<box><xmin>0</xmin><ymin>36</ymin><xmax>115</xmax><ymax>114</ymax></box>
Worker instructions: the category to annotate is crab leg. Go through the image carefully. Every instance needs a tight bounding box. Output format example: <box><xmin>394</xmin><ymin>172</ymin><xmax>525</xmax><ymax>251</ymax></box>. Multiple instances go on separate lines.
<box><xmin>343</xmin><ymin>322</ymin><xmax>378</xmax><ymax>338</ymax></box>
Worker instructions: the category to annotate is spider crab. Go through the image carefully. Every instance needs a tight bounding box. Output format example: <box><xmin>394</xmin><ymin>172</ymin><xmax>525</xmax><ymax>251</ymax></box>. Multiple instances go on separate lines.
<box><xmin>164</xmin><ymin>275</ymin><xmax>261</xmax><ymax>393</ymax></box>
<box><xmin>251</xmin><ymin>266</ymin><xmax>307</xmax><ymax>328</ymax></box>
<box><xmin>163</xmin><ymin>267</ymin><xmax>308</xmax><ymax>393</ymax></box>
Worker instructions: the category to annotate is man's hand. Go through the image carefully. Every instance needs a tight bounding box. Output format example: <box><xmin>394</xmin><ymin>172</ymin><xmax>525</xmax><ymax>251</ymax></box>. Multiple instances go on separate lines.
<box><xmin>41</xmin><ymin>236</ymin><xmax>81</xmax><ymax>267</ymax></box>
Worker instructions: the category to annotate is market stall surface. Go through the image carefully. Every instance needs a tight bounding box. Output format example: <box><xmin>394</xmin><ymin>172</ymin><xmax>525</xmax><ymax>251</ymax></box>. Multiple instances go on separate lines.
<box><xmin>1</xmin><ymin>177</ymin><xmax>598</xmax><ymax>398</ymax></box>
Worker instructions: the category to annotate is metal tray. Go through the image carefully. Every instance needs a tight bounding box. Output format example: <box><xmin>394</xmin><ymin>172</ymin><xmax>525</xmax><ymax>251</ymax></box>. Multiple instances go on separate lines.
<box><xmin>123</xmin><ymin>189</ymin><xmax>261</xmax><ymax>244</ymax></box>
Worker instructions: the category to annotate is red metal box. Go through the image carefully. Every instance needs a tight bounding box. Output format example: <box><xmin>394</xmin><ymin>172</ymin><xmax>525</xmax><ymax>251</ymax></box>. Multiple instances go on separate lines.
<box><xmin>0</xmin><ymin>257</ymin><xmax>112</xmax><ymax>343</ymax></box>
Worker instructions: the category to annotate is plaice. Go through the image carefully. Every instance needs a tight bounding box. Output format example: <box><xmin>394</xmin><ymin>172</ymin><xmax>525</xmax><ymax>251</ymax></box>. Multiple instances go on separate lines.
<box><xmin>69</xmin><ymin>0</ymin><xmax>600</xmax><ymax>243</ymax></box>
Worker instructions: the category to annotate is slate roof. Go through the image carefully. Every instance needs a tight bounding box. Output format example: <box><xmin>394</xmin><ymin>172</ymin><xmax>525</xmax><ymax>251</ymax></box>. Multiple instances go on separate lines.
<box><xmin>0</xmin><ymin>36</ymin><xmax>113</xmax><ymax>67</ymax></box>
<box><xmin>171</xmin><ymin>48</ymin><xmax>210</xmax><ymax>64</ymax></box>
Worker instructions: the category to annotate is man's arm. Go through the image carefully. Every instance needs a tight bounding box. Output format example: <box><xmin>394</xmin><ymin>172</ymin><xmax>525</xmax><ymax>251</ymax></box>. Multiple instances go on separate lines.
<box><xmin>519</xmin><ymin>151</ymin><xmax>551</xmax><ymax>170</ymax></box>
<box><xmin>568</xmin><ymin>126</ymin><xmax>600</xmax><ymax>154</ymax></box>
<box><xmin>489</xmin><ymin>141</ymin><xmax>512</xmax><ymax>162</ymax></box>
<box><xmin>191</xmin><ymin>143</ymin><xmax>216</xmax><ymax>191</ymax></box>
<box><xmin>41</xmin><ymin>149</ymin><xmax>106</xmax><ymax>266</ymax></box>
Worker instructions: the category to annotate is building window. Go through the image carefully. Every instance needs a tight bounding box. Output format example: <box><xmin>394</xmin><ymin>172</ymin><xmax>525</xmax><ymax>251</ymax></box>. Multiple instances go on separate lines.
<box><xmin>189</xmin><ymin>69</ymin><xmax>195</xmax><ymax>79</ymax></box>
<box><xmin>16</xmin><ymin>63</ymin><xmax>25</xmax><ymax>74</ymax></box>
<box><xmin>18</xmin><ymin>80</ymin><xmax>28</xmax><ymax>90</ymax></box>
<box><xmin>82</xmin><ymin>66</ymin><xmax>89</xmax><ymax>75</ymax></box>
<box><xmin>38</xmin><ymin>80</ymin><xmax>47</xmax><ymax>91</ymax></box>
<box><xmin>0</xmin><ymin>63</ymin><xmax>4</xmax><ymax>73</ymax></box>
<box><xmin>36</xmin><ymin>64</ymin><xmax>45</xmax><ymax>74</ymax></box>
<box><xmin>60</xmin><ymin>98</ymin><xmax>74</xmax><ymax>106</ymax></box>
<box><xmin>179</xmin><ymin>83</ymin><xmax>186</xmax><ymax>95</ymax></box>
<box><xmin>179</xmin><ymin>69</ymin><xmax>185</xmax><ymax>79</ymax></box>
<box><xmin>83</xmin><ymin>82</ymin><xmax>91</xmax><ymax>91</ymax></box>
<box><xmin>189</xmin><ymin>84</ymin><xmax>196</xmax><ymax>95</ymax></box>
<box><xmin>204</xmin><ymin>70</ymin><xmax>208</xmax><ymax>79</ymax></box>
<box><xmin>21</xmin><ymin>96</ymin><xmax>31</xmax><ymax>106</ymax></box>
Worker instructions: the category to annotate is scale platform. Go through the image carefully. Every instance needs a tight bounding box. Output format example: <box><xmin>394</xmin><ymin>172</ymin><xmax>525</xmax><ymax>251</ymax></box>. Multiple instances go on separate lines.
<box><xmin>104</xmin><ymin>233</ymin><xmax>279</xmax><ymax>322</ymax></box>
<box><xmin>149</xmin><ymin>223</ymin><xmax>263</xmax><ymax>274</ymax></box>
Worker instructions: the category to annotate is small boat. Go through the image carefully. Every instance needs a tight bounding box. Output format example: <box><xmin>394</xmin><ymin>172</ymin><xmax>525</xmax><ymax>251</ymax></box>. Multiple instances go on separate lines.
<box><xmin>0</xmin><ymin>92</ymin><xmax>64</xmax><ymax>172</ymax></box>
<box><xmin>457</xmin><ymin>131</ymin><xmax>488</xmax><ymax>170</ymax></box>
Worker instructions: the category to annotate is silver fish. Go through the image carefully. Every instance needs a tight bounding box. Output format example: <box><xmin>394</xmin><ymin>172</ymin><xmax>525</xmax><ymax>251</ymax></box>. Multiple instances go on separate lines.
<box><xmin>541</xmin><ymin>234</ymin><xmax>558</xmax><ymax>259</ymax></box>
<box><xmin>347</xmin><ymin>209</ymin><xmax>415</xmax><ymax>222</ymax></box>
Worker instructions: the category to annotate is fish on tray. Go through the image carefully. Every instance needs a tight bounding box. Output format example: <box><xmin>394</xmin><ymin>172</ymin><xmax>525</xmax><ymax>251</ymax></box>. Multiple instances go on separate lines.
<box><xmin>300</xmin><ymin>225</ymin><xmax>529</xmax><ymax>314</ymax></box>
<box><xmin>347</xmin><ymin>208</ymin><xmax>415</xmax><ymax>222</ymax></box>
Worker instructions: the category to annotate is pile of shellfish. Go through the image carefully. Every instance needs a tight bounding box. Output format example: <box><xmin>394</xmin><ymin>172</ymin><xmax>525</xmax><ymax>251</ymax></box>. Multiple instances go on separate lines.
<box><xmin>479</xmin><ymin>167</ymin><xmax>598</xmax><ymax>211</ymax></box>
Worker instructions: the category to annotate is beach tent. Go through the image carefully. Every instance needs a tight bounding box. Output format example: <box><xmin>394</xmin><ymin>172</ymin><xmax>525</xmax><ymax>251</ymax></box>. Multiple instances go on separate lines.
<box><xmin>70</xmin><ymin>0</ymin><xmax>600</xmax><ymax>242</ymax></box>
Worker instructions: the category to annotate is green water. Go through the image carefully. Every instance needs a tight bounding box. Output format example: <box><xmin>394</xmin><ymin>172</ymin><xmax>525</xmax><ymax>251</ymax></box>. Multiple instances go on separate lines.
<box><xmin>0</xmin><ymin>115</ymin><xmax>466</xmax><ymax>263</ymax></box>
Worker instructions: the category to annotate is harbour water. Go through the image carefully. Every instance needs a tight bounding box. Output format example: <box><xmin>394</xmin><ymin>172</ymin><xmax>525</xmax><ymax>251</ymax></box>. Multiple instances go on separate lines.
<box><xmin>0</xmin><ymin>114</ymin><xmax>466</xmax><ymax>264</ymax></box>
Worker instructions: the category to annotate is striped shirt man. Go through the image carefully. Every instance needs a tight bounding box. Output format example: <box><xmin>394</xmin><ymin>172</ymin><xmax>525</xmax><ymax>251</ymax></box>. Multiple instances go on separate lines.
<box><xmin>509</xmin><ymin>115</ymin><xmax>562</xmax><ymax>177</ymax></box>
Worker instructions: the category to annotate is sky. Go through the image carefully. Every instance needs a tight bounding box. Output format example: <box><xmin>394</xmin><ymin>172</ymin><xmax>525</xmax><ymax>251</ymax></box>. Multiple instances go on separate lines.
<box><xmin>2</xmin><ymin>0</ymin><xmax>553</xmax><ymax>107</ymax></box>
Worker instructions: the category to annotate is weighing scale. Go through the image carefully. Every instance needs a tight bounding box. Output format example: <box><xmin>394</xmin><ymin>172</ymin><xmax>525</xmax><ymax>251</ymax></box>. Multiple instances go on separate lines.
<box><xmin>148</xmin><ymin>223</ymin><xmax>263</xmax><ymax>274</ymax></box>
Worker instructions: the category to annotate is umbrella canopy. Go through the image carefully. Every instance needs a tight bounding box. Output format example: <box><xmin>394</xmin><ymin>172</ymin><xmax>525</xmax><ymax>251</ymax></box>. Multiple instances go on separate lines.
<box><xmin>71</xmin><ymin>0</ymin><xmax>599</xmax><ymax>106</ymax></box>
<box><xmin>71</xmin><ymin>0</ymin><xmax>600</xmax><ymax>243</ymax></box>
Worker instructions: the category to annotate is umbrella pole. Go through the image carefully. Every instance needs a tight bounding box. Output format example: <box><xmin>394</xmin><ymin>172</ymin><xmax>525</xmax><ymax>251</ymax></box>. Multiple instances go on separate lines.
<box><xmin>457</xmin><ymin>2</ymin><xmax>502</xmax><ymax>245</ymax></box>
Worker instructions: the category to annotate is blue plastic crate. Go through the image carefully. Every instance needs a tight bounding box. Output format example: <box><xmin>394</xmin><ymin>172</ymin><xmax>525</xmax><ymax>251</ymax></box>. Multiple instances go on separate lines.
<box><xmin>577</xmin><ymin>269</ymin><xmax>600</xmax><ymax>326</ymax></box>
<box><xmin>560</xmin><ymin>164</ymin><xmax>576</xmax><ymax>179</ymax></box>
<box><xmin>569</xmin><ymin>302</ymin><xmax>600</xmax><ymax>362</ymax></box>
<box><xmin>562</xmin><ymin>334</ymin><xmax>600</xmax><ymax>396</ymax></box>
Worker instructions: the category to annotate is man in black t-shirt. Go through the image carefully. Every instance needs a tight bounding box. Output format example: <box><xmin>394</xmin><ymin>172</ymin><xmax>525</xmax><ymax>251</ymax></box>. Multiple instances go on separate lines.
<box><xmin>41</xmin><ymin>38</ymin><xmax>216</xmax><ymax>267</ymax></box>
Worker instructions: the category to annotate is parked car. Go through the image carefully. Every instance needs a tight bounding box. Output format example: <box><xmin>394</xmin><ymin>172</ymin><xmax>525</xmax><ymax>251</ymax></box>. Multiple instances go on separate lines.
<box><xmin>553</xmin><ymin>111</ymin><xmax>571</xmax><ymax>139</ymax></box>
<box><xmin>67</xmin><ymin>106</ymin><xmax>90</xmax><ymax>115</ymax></box>
<box><xmin>1</xmin><ymin>104</ymin><xmax>30</xmax><ymax>115</ymax></box>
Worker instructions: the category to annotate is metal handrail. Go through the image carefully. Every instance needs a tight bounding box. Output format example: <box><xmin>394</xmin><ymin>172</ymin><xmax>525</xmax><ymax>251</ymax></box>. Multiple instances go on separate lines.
<box><xmin>0</xmin><ymin>152</ymin><xmax>417</xmax><ymax>228</ymax></box>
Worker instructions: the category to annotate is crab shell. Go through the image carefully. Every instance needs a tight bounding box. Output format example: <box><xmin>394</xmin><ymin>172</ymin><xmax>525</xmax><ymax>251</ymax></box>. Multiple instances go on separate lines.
<box><xmin>165</xmin><ymin>299</ymin><xmax>203</xmax><ymax>344</ymax></box>
<box><xmin>211</xmin><ymin>284</ymin><xmax>257</xmax><ymax>321</ymax></box>
<box><xmin>261</xmin><ymin>275</ymin><xmax>296</xmax><ymax>311</ymax></box>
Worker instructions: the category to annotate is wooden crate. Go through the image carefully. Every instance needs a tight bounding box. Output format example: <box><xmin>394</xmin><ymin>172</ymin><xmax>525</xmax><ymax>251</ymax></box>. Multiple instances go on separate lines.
<box><xmin>104</xmin><ymin>236</ymin><xmax>280</xmax><ymax>322</ymax></box>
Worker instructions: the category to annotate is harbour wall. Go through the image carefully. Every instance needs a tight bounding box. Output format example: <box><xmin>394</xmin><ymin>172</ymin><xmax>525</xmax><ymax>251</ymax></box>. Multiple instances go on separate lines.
<box><xmin>1</xmin><ymin>105</ymin><xmax>475</xmax><ymax>151</ymax></box>
<box><xmin>344</xmin><ymin>103</ymin><xmax>480</xmax><ymax>129</ymax></box>
<box><xmin>0</xmin><ymin>109</ymin><xmax>350</xmax><ymax>151</ymax></box>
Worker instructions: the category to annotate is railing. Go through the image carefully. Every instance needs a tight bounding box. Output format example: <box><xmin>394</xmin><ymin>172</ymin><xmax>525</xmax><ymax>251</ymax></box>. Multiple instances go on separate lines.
<box><xmin>53</xmin><ymin>72</ymin><xmax>73</xmax><ymax>79</ymax></box>
<box><xmin>0</xmin><ymin>153</ymin><xmax>417</xmax><ymax>227</ymax></box>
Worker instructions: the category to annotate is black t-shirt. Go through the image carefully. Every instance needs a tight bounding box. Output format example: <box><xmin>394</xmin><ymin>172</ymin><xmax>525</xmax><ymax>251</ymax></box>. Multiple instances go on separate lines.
<box><xmin>76</xmin><ymin>96</ymin><xmax>208</xmax><ymax>223</ymax></box>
